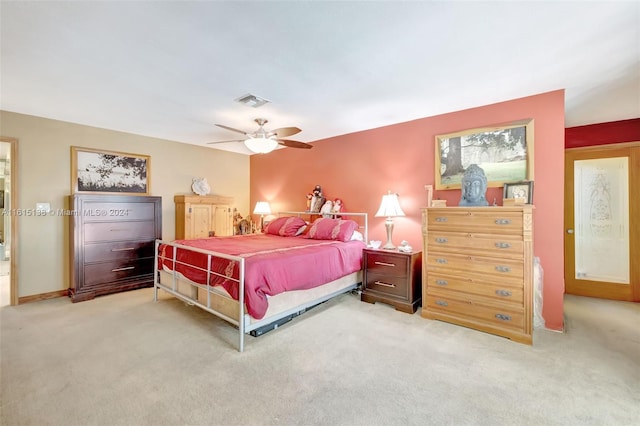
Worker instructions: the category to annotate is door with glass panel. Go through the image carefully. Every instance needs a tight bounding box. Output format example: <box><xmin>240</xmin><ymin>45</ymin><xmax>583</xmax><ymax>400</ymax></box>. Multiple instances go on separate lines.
<box><xmin>564</xmin><ymin>144</ymin><xmax>639</xmax><ymax>301</ymax></box>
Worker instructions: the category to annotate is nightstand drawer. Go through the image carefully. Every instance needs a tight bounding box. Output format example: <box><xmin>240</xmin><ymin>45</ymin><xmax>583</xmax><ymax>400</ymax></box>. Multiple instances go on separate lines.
<box><xmin>365</xmin><ymin>252</ymin><xmax>409</xmax><ymax>277</ymax></box>
<box><xmin>365</xmin><ymin>272</ymin><xmax>409</xmax><ymax>299</ymax></box>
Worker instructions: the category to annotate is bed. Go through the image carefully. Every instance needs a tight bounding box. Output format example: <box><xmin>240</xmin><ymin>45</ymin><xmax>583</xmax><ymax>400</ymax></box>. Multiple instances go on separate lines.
<box><xmin>154</xmin><ymin>212</ymin><xmax>368</xmax><ymax>351</ymax></box>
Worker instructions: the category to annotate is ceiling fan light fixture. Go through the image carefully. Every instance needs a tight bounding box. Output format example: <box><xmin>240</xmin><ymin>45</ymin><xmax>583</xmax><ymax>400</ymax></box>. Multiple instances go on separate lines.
<box><xmin>244</xmin><ymin>136</ymin><xmax>278</xmax><ymax>154</ymax></box>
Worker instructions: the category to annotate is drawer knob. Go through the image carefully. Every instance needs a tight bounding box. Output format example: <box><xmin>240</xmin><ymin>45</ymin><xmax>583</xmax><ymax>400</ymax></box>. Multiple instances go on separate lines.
<box><xmin>435</xmin><ymin>217</ymin><xmax>448</xmax><ymax>222</ymax></box>
<box><xmin>435</xmin><ymin>300</ymin><xmax>448</xmax><ymax>307</ymax></box>
<box><xmin>435</xmin><ymin>237</ymin><xmax>448</xmax><ymax>244</ymax></box>
<box><xmin>374</xmin><ymin>261</ymin><xmax>396</xmax><ymax>267</ymax></box>
<box><xmin>435</xmin><ymin>279</ymin><xmax>448</xmax><ymax>286</ymax></box>
<box><xmin>436</xmin><ymin>258</ymin><xmax>448</xmax><ymax>264</ymax></box>
<box><xmin>495</xmin><ymin>265</ymin><xmax>511</xmax><ymax>273</ymax></box>
<box><xmin>495</xmin><ymin>242</ymin><xmax>511</xmax><ymax>249</ymax></box>
<box><xmin>111</xmin><ymin>266</ymin><xmax>135</xmax><ymax>272</ymax></box>
<box><xmin>495</xmin><ymin>313</ymin><xmax>512</xmax><ymax>321</ymax></box>
<box><xmin>495</xmin><ymin>289</ymin><xmax>513</xmax><ymax>297</ymax></box>
<box><xmin>373</xmin><ymin>281</ymin><xmax>396</xmax><ymax>288</ymax></box>
<box><xmin>495</xmin><ymin>218</ymin><xmax>511</xmax><ymax>225</ymax></box>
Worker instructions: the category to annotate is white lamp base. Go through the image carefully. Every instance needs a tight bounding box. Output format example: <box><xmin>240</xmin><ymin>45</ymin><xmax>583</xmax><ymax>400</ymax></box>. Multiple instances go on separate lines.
<box><xmin>382</xmin><ymin>218</ymin><xmax>396</xmax><ymax>250</ymax></box>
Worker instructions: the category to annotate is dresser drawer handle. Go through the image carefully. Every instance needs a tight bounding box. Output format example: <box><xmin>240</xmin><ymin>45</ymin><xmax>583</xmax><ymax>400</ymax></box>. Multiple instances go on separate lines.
<box><xmin>495</xmin><ymin>242</ymin><xmax>511</xmax><ymax>249</ymax></box>
<box><xmin>435</xmin><ymin>279</ymin><xmax>448</xmax><ymax>286</ymax></box>
<box><xmin>435</xmin><ymin>237</ymin><xmax>448</xmax><ymax>244</ymax></box>
<box><xmin>436</xmin><ymin>300</ymin><xmax>448</xmax><ymax>307</ymax></box>
<box><xmin>495</xmin><ymin>265</ymin><xmax>511</xmax><ymax>273</ymax></box>
<box><xmin>110</xmin><ymin>228</ymin><xmax>127</xmax><ymax>232</ymax></box>
<box><xmin>374</xmin><ymin>261</ymin><xmax>396</xmax><ymax>267</ymax></box>
<box><xmin>495</xmin><ymin>313</ymin><xmax>512</xmax><ymax>321</ymax></box>
<box><xmin>435</xmin><ymin>217</ymin><xmax>448</xmax><ymax>222</ymax></box>
<box><xmin>495</xmin><ymin>218</ymin><xmax>511</xmax><ymax>225</ymax></box>
<box><xmin>495</xmin><ymin>289</ymin><xmax>512</xmax><ymax>297</ymax></box>
<box><xmin>436</xmin><ymin>258</ymin><xmax>448</xmax><ymax>264</ymax></box>
<box><xmin>374</xmin><ymin>281</ymin><xmax>396</xmax><ymax>288</ymax></box>
<box><xmin>111</xmin><ymin>247</ymin><xmax>135</xmax><ymax>252</ymax></box>
<box><xmin>111</xmin><ymin>266</ymin><xmax>135</xmax><ymax>272</ymax></box>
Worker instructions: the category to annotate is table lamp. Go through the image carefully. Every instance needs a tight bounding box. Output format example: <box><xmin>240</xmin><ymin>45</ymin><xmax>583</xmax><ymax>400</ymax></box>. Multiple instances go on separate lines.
<box><xmin>374</xmin><ymin>191</ymin><xmax>405</xmax><ymax>250</ymax></box>
<box><xmin>253</xmin><ymin>201</ymin><xmax>271</xmax><ymax>232</ymax></box>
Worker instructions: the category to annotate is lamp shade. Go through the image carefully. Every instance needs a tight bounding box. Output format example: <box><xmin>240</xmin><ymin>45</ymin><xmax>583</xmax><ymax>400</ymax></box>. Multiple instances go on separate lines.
<box><xmin>244</xmin><ymin>137</ymin><xmax>279</xmax><ymax>154</ymax></box>
<box><xmin>253</xmin><ymin>201</ymin><xmax>272</xmax><ymax>215</ymax></box>
<box><xmin>374</xmin><ymin>191</ymin><xmax>405</xmax><ymax>218</ymax></box>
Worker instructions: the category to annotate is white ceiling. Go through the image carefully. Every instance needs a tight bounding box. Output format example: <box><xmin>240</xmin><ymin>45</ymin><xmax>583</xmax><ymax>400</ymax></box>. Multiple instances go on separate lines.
<box><xmin>1</xmin><ymin>1</ymin><xmax>639</xmax><ymax>155</ymax></box>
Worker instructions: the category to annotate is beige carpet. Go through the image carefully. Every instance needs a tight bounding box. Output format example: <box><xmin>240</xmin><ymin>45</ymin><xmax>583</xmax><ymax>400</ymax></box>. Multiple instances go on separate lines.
<box><xmin>1</xmin><ymin>288</ymin><xmax>638</xmax><ymax>426</ymax></box>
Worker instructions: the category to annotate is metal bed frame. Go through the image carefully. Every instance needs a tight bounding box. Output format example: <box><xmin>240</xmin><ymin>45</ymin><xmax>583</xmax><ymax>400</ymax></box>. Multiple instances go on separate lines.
<box><xmin>154</xmin><ymin>212</ymin><xmax>368</xmax><ymax>352</ymax></box>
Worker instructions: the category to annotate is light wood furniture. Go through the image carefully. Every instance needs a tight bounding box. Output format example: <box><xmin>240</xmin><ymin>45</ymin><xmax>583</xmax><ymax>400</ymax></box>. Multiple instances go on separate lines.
<box><xmin>421</xmin><ymin>206</ymin><xmax>534</xmax><ymax>344</ymax></box>
<box><xmin>361</xmin><ymin>248</ymin><xmax>422</xmax><ymax>314</ymax></box>
<box><xmin>174</xmin><ymin>195</ymin><xmax>234</xmax><ymax>239</ymax></box>
<box><xmin>69</xmin><ymin>194</ymin><xmax>162</xmax><ymax>302</ymax></box>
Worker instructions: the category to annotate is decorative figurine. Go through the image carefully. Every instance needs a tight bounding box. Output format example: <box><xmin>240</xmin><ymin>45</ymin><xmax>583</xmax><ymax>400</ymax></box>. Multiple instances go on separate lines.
<box><xmin>309</xmin><ymin>184</ymin><xmax>326</xmax><ymax>213</ymax></box>
<box><xmin>459</xmin><ymin>164</ymin><xmax>489</xmax><ymax>206</ymax></box>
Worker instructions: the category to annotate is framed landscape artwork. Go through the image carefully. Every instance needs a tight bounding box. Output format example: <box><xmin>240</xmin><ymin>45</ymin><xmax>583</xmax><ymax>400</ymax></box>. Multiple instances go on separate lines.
<box><xmin>435</xmin><ymin>119</ymin><xmax>534</xmax><ymax>190</ymax></box>
<box><xmin>71</xmin><ymin>146</ymin><xmax>150</xmax><ymax>195</ymax></box>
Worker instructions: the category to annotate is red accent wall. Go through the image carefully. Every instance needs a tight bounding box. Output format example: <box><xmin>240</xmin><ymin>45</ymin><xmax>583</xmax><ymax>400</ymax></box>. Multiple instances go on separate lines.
<box><xmin>565</xmin><ymin>118</ymin><xmax>640</xmax><ymax>148</ymax></box>
<box><xmin>250</xmin><ymin>90</ymin><xmax>566</xmax><ymax>331</ymax></box>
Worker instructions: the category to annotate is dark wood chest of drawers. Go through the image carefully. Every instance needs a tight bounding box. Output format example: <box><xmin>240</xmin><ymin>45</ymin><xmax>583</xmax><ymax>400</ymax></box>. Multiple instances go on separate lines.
<box><xmin>69</xmin><ymin>194</ymin><xmax>162</xmax><ymax>302</ymax></box>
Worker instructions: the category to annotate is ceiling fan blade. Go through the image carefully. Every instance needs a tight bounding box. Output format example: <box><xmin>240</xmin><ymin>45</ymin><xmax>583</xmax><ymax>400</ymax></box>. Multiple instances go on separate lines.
<box><xmin>215</xmin><ymin>124</ymin><xmax>249</xmax><ymax>135</ymax></box>
<box><xmin>271</xmin><ymin>127</ymin><xmax>302</xmax><ymax>138</ymax></box>
<box><xmin>277</xmin><ymin>139</ymin><xmax>313</xmax><ymax>149</ymax></box>
<box><xmin>206</xmin><ymin>139</ymin><xmax>244</xmax><ymax>145</ymax></box>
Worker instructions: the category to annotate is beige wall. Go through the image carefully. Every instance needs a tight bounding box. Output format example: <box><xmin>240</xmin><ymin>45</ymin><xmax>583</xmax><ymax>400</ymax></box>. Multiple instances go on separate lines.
<box><xmin>0</xmin><ymin>111</ymin><xmax>250</xmax><ymax>298</ymax></box>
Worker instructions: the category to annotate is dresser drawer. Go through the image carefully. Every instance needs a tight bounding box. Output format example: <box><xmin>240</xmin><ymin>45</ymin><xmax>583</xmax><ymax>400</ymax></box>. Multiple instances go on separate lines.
<box><xmin>83</xmin><ymin>258</ymin><xmax>154</xmax><ymax>286</ymax></box>
<box><xmin>427</xmin><ymin>232</ymin><xmax>523</xmax><ymax>259</ymax></box>
<box><xmin>79</xmin><ymin>200</ymin><xmax>158</xmax><ymax>222</ymax></box>
<box><xmin>365</xmin><ymin>252</ymin><xmax>409</xmax><ymax>277</ymax></box>
<box><xmin>84</xmin><ymin>240</ymin><xmax>155</xmax><ymax>263</ymax></box>
<box><xmin>427</xmin><ymin>208</ymin><xmax>524</xmax><ymax>235</ymax></box>
<box><xmin>425</xmin><ymin>292</ymin><xmax>524</xmax><ymax>331</ymax></box>
<box><xmin>426</xmin><ymin>252</ymin><xmax>523</xmax><ymax>282</ymax></box>
<box><xmin>84</xmin><ymin>221</ymin><xmax>157</xmax><ymax>243</ymax></box>
<box><xmin>427</xmin><ymin>273</ymin><xmax>523</xmax><ymax>305</ymax></box>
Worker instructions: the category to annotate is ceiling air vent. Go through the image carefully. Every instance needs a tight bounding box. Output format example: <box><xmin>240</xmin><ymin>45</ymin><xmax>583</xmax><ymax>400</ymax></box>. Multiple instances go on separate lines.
<box><xmin>234</xmin><ymin>93</ymin><xmax>270</xmax><ymax>108</ymax></box>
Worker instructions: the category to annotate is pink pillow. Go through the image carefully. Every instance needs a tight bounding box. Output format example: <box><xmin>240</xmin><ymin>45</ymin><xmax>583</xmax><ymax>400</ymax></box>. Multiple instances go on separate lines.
<box><xmin>264</xmin><ymin>216</ymin><xmax>307</xmax><ymax>237</ymax></box>
<box><xmin>305</xmin><ymin>218</ymin><xmax>359</xmax><ymax>242</ymax></box>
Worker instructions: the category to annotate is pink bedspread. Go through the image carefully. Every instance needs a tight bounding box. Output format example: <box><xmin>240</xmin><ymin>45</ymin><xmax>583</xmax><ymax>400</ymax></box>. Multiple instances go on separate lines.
<box><xmin>158</xmin><ymin>234</ymin><xmax>365</xmax><ymax>319</ymax></box>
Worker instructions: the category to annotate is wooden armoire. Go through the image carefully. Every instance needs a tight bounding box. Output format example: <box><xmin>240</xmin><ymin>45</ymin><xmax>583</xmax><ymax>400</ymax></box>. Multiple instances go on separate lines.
<box><xmin>174</xmin><ymin>195</ymin><xmax>234</xmax><ymax>239</ymax></box>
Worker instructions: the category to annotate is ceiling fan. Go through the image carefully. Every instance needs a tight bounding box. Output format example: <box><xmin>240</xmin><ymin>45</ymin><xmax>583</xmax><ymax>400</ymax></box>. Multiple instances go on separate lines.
<box><xmin>207</xmin><ymin>118</ymin><xmax>312</xmax><ymax>154</ymax></box>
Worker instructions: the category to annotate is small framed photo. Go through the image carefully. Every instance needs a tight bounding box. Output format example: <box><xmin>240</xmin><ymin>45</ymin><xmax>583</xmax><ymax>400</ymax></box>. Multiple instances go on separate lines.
<box><xmin>503</xmin><ymin>181</ymin><xmax>534</xmax><ymax>204</ymax></box>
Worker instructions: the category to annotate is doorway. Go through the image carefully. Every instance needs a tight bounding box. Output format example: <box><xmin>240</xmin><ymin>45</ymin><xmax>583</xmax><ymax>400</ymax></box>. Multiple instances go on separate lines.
<box><xmin>564</xmin><ymin>143</ymin><xmax>640</xmax><ymax>301</ymax></box>
<box><xmin>0</xmin><ymin>137</ymin><xmax>16</xmax><ymax>306</ymax></box>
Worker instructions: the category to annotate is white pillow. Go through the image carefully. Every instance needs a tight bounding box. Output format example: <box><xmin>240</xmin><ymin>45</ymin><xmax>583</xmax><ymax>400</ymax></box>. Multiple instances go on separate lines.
<box><xmin>350</xmin><ymin>230</ymin><xmax>364</xmax><ymax>242</ymax></box>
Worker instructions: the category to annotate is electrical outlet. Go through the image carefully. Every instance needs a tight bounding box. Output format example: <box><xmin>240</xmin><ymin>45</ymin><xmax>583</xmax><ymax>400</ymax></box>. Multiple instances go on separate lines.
<box><xmin>36</xmin><ymin>202</ymin><xmax>50</xmax><ymax>212</ymax></box>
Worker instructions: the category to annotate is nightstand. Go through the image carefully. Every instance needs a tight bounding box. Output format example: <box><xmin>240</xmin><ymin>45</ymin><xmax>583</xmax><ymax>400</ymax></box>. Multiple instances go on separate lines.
<box><xmin>360</xmin><ymin>248</ymin><xmax>422</xmax><ymax>314</ymax></box>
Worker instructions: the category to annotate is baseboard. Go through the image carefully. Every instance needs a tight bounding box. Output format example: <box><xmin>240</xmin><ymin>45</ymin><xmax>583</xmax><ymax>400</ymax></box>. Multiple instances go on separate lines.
<box><xmin>18</xmin><ymin>289</ymin><xmax>69</xmax><ymax>304</ymax></box>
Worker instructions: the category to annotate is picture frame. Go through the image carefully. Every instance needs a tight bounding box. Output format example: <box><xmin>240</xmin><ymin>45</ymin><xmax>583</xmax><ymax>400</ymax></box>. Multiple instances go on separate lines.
<box><xmin>435</xmin><ymin>119</ymin><xmax>534</xmax><ymax>190</ymax></box>
<box><xmin>503</xmin><ymin>180</ymin><xmax>534</xmax><ymax>204</ymax></box>
<box><xmin>424</xmin><ymin>184</ymin><xmax>433</xmax><ymax>208</ymax></box>
<box><xmin>71</xmin><ymin>146</ymin><xmax>150</xmax><ymax>195</ymax></box>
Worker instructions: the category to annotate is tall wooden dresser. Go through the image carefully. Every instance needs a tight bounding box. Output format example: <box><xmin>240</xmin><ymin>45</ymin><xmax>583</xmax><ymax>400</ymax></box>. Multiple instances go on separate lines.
<box><xmin>69</xmin><ymin>194</ymin><xmax>162</xmax><ymax>302</ymax></box>
<box><xmin>174</xmin><ymin>195</ymin><xmax>234</xmax><ymax>239</ymax></box>
<box><xmin>421</xmin><ymin>206</ymin><xmax>534</xmax><ymax>344</ymax></box>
